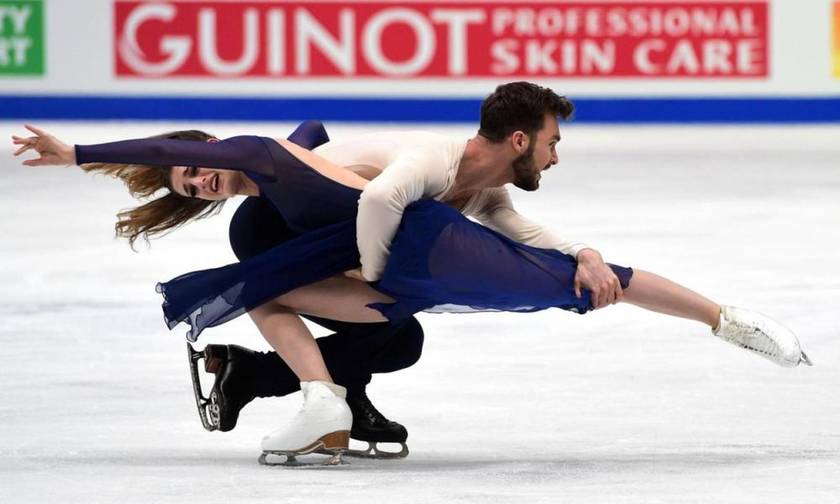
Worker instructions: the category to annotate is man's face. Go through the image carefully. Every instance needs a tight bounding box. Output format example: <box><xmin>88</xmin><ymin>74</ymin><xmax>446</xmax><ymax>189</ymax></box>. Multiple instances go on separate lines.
<box><xmin>512</xmin><ymin>114</ymin><xmax>561</xmax><ymax>191</ymax></box>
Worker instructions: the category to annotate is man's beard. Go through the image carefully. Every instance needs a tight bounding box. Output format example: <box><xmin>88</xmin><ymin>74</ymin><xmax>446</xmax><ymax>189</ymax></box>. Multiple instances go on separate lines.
<box><xmin>512</xmin><ymin>143</ymin><xmax>540</xmax><ymax>191</ymax></box>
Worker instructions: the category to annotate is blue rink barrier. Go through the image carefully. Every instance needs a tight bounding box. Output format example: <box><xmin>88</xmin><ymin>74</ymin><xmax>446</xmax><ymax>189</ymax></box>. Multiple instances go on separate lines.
<box><xmin>3</xmin><ymin>95</ymin><xmax>840</xmax><ymax>123</ymax></box>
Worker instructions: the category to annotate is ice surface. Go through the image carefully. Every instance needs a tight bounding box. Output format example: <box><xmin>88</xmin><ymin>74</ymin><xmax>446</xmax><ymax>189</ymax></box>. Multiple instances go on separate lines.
<box><xmin>0</xmin><ymin>122</ymin><xmax>838</xmax><ymax>503</ymax></box>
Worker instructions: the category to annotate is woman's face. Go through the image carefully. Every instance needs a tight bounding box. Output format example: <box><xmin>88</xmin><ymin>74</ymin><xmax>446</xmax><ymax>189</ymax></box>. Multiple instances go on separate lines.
<box><xmin>170</xmin><ymin>166</ymin><xmax>240</xmax><ymax>201</ymax></box>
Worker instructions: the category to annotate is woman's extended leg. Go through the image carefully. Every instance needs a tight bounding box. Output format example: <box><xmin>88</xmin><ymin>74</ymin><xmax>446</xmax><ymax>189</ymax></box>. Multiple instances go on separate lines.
<box><xmin>621</xmin><ymin>269</ymin><xmax>721</xmax><ymax>328</ymax></box>
<box><xmin>620</xmin><ymin>269</ymin><xmax>809</xmax><ymax>367</ymax></box>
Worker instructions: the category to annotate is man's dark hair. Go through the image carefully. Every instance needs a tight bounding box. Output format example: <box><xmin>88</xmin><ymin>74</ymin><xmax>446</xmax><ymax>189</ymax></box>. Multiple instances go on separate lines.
<box><xmin>478</xmin><ymin>81</ymin><xmax>574</xmax><ymax>143</ymax></box>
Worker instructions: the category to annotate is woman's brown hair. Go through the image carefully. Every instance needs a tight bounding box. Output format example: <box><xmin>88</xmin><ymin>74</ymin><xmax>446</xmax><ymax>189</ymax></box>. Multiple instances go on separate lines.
<box><xmin>81</xmin><ymin>130</ymin><xmax>225</xmax><ymax>248</ymax></box>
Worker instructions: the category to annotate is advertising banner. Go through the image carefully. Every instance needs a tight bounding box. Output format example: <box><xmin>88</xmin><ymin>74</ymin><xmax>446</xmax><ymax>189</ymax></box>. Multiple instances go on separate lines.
<box><xmin>0</xmin><ymin>0</ymin><xmax>42</xmax><ymax>75</ymax></box>
<box><xmin>114</xmin><ymin>1</ymin><xmax>768</xmax><ymax>79</ymax></box>
<box><xmin>834</xmin><ymin>0</ymin><xmax>840</xmax><ymax>77</ymax></box>
<box><xmin>1</xmin><ymin>0</ymin><xmax>838</xmax><ymax>123</ymax></box>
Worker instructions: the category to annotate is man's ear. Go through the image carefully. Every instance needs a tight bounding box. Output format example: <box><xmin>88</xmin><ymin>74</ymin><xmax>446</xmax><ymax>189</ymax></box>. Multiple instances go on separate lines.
<box><xmin>207</xmin><ymin>137</ymin><xmax>220</xmax><ymax>143</ymax></box>
<box><xmin>510</xmin><ymin>131</ymin><xmax>529</xmax><ymax>153</ymax></box>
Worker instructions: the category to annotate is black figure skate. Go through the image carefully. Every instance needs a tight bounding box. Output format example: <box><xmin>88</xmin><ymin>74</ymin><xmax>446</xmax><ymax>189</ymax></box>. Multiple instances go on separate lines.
<box><xmin>187</xmin><ymin>343</ymin><xmax>257</xmax><ymax>432</ymax></box>
<box><xmin>343</xmin><ymin>386</ymin><xmax>409</xmax><ymax>459</ymax></box>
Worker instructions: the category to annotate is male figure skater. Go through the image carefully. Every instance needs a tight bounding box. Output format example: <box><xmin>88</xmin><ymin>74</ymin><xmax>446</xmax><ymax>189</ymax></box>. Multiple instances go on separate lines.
<box><xmin>197</xmin><ymin>83</ymin><xmax>809</xmax><ymax>459</ymax></box>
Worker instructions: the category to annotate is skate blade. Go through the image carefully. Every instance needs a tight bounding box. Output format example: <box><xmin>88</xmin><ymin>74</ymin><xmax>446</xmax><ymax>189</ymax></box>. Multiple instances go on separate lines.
<box><xmin>341</xmin><ymin>442</ymin><xmax>409</xmax><ymax>460</ymax></box>
<box><xmin>259</xmin><ymin>451</ymin><xmax>347</xmax><ymax>467</ymax></box>
<box><xmin>800</xmin><ymin>351</ymin><xmax>813</xmax><ymax>367</ymax></box>
<box><xmin>187</xmin><ymin>343</ymin><xmax>220</xmax><ymax>432</ymax></box>
<box><xmin>260</xmin><ymin>431</ymin><xmax>351</xmax><ymax>467</ymax></box>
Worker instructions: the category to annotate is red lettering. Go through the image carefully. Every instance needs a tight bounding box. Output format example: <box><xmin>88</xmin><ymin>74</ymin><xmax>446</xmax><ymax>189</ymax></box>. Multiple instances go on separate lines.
<box><xmin>113</xmin><ymin>1</ymin><xmax>768</xmax><ymax>78</ymax></box>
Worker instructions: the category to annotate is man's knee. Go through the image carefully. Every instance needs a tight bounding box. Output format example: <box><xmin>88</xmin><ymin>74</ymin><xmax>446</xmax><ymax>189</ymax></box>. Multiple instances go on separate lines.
<box><xmin>314</xmin><ymin>317</ymin><xmax>425</xmax><ymax>375</ymax></box>
<box><xmin>385</xmin><ymin>317</ymin><xmax>424</xmax><ymax>370</ymax></box>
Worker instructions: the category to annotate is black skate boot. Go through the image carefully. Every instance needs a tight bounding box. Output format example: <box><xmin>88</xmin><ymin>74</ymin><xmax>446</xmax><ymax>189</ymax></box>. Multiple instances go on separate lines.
<box><xmin>187</xmin><ymin>343</ymin><xmax>258</xmax><ymax>432</ymax></box>
<box><xmin>344</xmin><ymin>385</ymin><xmax>409</xmax><ymax>459</ymax></box>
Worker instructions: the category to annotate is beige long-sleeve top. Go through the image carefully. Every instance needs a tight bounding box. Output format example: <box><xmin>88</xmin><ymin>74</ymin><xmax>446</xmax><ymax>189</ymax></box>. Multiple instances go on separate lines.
<box><xmin>314</xmin><ymin>131</ymin><xmax>590</xmax><ymax>281</ymax></box>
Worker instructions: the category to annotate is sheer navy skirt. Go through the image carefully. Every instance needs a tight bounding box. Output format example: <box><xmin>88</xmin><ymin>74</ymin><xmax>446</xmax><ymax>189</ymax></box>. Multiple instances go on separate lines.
<box><xmin>157</xmin><ymin>199</ymin><xmax>633</xmax><ymax>342</ymax></box>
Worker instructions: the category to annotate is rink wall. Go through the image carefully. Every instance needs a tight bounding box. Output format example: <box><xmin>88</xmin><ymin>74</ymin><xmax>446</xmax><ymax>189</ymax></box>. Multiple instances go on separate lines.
<box><xmin>1</xmin><ymin>0</ymin><xmax>839</xmax><ymax>122</ymax></box>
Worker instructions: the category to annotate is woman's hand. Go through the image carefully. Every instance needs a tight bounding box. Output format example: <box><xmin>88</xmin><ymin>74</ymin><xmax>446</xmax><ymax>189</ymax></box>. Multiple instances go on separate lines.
<box><xmin>12</xmin><ymin>125</ymin><xmax>76</xmax><ymax>166</ymax></box>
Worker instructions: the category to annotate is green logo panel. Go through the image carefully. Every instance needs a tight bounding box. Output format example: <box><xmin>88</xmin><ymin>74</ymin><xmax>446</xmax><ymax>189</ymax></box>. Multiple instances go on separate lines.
<box><xmin>0</xmin><ymin>0</ymin><xmax>43</xmax><ymax>75</ymax></box>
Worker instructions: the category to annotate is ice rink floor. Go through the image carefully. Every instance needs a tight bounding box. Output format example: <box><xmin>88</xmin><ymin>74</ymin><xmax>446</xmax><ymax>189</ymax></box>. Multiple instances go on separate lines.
<box><xmin>0</xmin><ymin>122</ymin><xmax>838</xmax><ymax>503</ymax></box>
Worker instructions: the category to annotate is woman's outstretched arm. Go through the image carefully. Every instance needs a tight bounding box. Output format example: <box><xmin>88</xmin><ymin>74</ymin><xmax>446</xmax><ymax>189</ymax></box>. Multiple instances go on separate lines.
<box><xmin>13</xmin><ymin>121</ymin><xmax>330</xmax><ymax>168</ymax></box>
<box><xmin>13</xmin><ymin>124</ymin><xmax>277</xmax><ymax>180</ymax></box>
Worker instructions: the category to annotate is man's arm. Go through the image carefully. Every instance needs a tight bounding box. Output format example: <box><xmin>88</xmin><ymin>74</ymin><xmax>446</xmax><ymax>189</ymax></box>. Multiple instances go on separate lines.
<box><xmin>356</xmin><ymin>149</ymin><xmax>450</xmax><ymax>281</ymax></box>
<box><xmin>472</xmin><ymin>188</ymin><xmax>623</xmax><ymax>308</ymax></box>
<box><xmin>470</xmin><ymin>188</ymin><xmax>590</xmax><ymax>255</ymax></box>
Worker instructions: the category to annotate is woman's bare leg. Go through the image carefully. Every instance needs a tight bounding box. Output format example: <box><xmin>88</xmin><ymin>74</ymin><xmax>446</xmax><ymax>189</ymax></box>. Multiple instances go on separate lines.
<box><xmin>622</xmin><ymin>269</ymin><xmax>721</xmax><ymax>328</ymax></box>
<box><xmin>621</xmin><ymin>269</ymin><xmax>809</xmax><ymax>367</ymax></box>
<box><xmin>252</xmin><ymin>277</ymin><xmax>389</xmax><ymax>453</ymax></box>
<box><xmin>248</xmin><ymin>276</ymin><xmax>392</xmax><ymax>382</ymax></box>
<box><xmin>249</xmin><ymin>304</ymin><xmax>333</xmax><ymax>382</ymax></box>
<box><xmin>275</xmin><ymin>276</ymin><xmax>392</xmax><ymax>323</ymax></box>
<box><xmin>255</xmin><ymin>266</ymin><xmax>723</xmax><ymax>380</ymax></box>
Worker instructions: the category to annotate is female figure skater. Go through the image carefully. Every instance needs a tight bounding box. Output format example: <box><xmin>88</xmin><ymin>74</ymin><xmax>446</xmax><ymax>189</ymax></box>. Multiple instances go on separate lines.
<box><xmin>12</xmin><ymin>84</ymin><xmax>810</xmax><ymax>466</ymax></box>
<box><xmin>14</xmin><ymin>121</ymin><xmax>422</xmax><ymax>463</ymax></box>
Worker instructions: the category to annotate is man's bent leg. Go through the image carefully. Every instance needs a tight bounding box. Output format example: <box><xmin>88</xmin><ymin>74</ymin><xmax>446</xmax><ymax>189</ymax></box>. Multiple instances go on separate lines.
<box><xmin>312</xmin><ymin>316</ymin><xmax>423</xmax><ymax>457</ymax></box>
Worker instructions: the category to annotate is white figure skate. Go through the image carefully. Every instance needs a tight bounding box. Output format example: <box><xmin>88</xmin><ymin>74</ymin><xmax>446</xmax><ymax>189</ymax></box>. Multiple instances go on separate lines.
<box><xmin>713</xmin><ymin>306</ymin><xmax>812</xmax><ymax>367</ymax></box>
<box><xmin>259</xmin><ymin>381</ymin><xmax>352</xmax><ymax>467</ymax></box>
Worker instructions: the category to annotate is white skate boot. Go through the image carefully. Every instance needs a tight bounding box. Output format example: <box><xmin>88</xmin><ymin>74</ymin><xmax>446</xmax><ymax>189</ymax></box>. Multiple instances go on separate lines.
<box><xmin>713</xmin><ymin>306</ymin><xmax>812</xmax><ymax>367</ymax></box>
<box><xmin>259</xmin><ymin>381</ymin><xmax>352</xmax><ymax>467</ymax></box>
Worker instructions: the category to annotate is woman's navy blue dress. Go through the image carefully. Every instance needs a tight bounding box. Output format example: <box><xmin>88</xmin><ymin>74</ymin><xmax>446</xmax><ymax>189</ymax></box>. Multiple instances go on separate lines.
<box><xmin>76</xmin><ymin>131</ymin><xmax>632</xmax><ymax>341</ymax></box>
